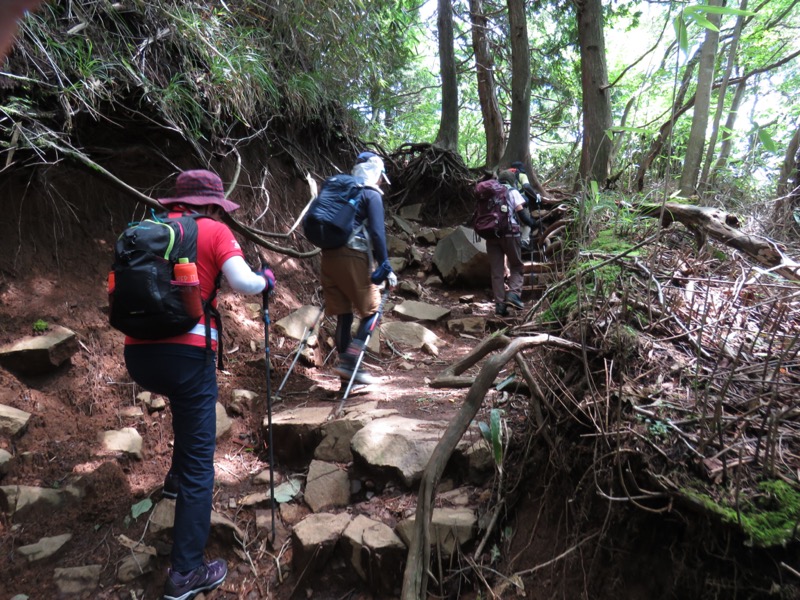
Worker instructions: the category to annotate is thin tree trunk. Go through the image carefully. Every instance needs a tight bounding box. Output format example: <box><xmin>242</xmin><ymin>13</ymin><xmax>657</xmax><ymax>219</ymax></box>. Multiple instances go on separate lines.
<box><xmin>434</xmin><ymin>0</ymin><xmax>459</xmax><ymax>150</ymax></box>
<box><xmin>679</xmin><ymin>0</ymin><xmax>722</xmax><ymax>198</ymax></box>
<box><xmin>710</xmin><ymin>78</ymin><xmax>747</xmax><ymax>183</ymax></box>
<box><xmin>776</xmin><ymin>123</ymin><xmax>800</xmax><ymax>198</ymax></box>
<box><xmin>470</xmin><ymin>0</ymin><xmax>505</xmax><ymax>168</ymax></box>
<box><xmin>635</xmin><ymin>49</ymin><xmax>701</xmax><ymax>191</ymax></box>
<box><xmin>700</xmin><ymin>0</ymin><xmax>747</xmax><ymax>193</ymax></box>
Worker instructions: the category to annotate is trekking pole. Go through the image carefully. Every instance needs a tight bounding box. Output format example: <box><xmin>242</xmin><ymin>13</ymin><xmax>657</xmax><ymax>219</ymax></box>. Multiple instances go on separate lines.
<box><xmin>261</xmin><ymin>269</ymin><xmax>276</xmax><ymax>545</ymax></box>
<box><xmin>275</xmin><ymin>306</ymin><xmax>324</xmax><ymax>399</ymax></box>
<box><xmin>334</xmin><ymin>287</ymin><xmax>390</xmax><ymax>418</ymax></box>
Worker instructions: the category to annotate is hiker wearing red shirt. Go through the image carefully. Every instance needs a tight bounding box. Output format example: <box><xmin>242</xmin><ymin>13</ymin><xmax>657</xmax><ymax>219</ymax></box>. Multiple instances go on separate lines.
<box><xmin>122</xmin><ymin>170</ymin><xmax>274</xmax><ymax>600</ymax></box>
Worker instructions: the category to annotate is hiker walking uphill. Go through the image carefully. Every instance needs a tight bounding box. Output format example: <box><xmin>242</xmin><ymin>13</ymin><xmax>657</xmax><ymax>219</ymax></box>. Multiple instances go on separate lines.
<box><xmin>508</xmin><ymin>161</ymin><xmax>540</xmax><ymax>251</ymax></box>
<box><xmin>110</xmin><ymin>169</ymin><xmax>275</xmax><ymax>600</ymax></box>
<box><xmin>476</xmin><ymin>170</ymin><xmax>537</xmax><ymax>317</ymax></box>
<box><xmin>307</xmin><ymin>151</ymin><xmax>397</xmax><ymax>386</ymax></box>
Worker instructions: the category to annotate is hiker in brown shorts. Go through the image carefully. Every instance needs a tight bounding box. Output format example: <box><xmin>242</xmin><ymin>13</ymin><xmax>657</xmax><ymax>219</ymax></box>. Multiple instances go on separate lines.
<box><xmin>321</xmin><ymin>151</ymin><xmax>396</xmax><ymax>385</ymax></box>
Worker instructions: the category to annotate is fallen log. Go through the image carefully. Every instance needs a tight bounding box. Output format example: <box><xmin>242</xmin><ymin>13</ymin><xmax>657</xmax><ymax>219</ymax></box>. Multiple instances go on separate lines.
<box><xmin>637</xmin><ymin>202</ymin><xmax>800</xmax><ymax>281</ymax></box>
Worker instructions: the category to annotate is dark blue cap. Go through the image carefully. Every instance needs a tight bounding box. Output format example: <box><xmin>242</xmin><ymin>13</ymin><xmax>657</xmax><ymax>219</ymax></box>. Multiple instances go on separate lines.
<box><xmin>356</xmin><ymin>151</ymin><xmax>378</xmax><ymax>163</ymax></box>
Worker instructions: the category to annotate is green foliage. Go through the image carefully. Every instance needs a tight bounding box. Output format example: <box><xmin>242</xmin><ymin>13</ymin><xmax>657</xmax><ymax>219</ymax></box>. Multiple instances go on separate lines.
<box><xmin>32</xmin><ymin>319</ymin><xmax>49</xmax><ymax>333</ymax></box>
<box><xmin>124</xmin><ymin>498</ymin><xmax>153</xmax><ymax>527</ymax></box>
<box><xmin>683</xmin><ymin>480</ymin><xmax>800</xmax><ymax>548</ymax></box>
<box><xmin>478</xmin><ymin>408</ymin><xmax>506</xmax><ymax>472</ymax></box>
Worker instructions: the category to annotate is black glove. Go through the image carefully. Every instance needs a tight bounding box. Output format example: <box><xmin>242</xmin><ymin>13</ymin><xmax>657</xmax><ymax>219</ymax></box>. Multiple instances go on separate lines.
<box><xmin>517</xmin><ymin>208</ymin><xmax>538</xmax><ymax>229</ymax></box>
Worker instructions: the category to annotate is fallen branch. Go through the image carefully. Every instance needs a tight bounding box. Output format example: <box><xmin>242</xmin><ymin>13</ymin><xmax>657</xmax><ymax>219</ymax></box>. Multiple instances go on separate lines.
<box><xmin>637</xmin><ymin>202</ymin><xmax>800</xmax><ymax>281</ymax></box>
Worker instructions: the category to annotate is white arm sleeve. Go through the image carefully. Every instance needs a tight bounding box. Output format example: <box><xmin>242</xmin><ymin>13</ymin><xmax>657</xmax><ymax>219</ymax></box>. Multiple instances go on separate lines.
<box><xmin>221</xmin><ymin>255</ymin><xmax>267</xmax><ymax>295</ymax></box>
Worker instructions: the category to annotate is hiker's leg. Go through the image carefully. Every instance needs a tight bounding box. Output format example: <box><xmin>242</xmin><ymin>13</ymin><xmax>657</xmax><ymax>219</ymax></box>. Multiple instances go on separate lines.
<box><xmin>486</xmin><ymin>239</ymin><xmax>506</xmax><ymax>304</ymax></box>
<box><xmin>165</xmin><ymin>347</ymin><xmax>217</xmax><ymax>573</ymax></box>
<box><xmin>335</xmin><ymin>299</ymin><xmax>381</xmax><ymax>385</ymax></box>
<box><xmin>124</xmin><ymin>344</ymin><xmax>217</xmax><ymax>572</ymax></box>
<box><xmin>334</xmin><ymin>313</ymin><xmax>354</xmax><ymax>354</ymax></box>
<box><xmin>505</xmin><ymin>237</ymin><xmax>524</xmax><ymax>295</ymax></box>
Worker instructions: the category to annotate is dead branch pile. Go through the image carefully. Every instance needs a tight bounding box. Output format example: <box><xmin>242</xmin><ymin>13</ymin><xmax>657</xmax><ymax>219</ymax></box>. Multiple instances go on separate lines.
<box><xmin>403</xmin><ymin>219</ymin><xmax>800</xmax><ymax>599</ymax></box>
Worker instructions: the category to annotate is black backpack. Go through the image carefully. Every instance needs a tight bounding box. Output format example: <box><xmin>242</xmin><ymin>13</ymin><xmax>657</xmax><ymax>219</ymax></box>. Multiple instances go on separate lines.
<box><xmin>109</xmin><ymin>213</ymin><xmax>223</xmax><ymax>364</ymax></box>
<box><xmin>302</xmin><ymin>174</ymin><xmax>365</xmax><ymax>249</ymax></box>
<box><xmin>471</xmin><ymin>180</ymin><xmax>520</xmax><ymax>239</ymax></box>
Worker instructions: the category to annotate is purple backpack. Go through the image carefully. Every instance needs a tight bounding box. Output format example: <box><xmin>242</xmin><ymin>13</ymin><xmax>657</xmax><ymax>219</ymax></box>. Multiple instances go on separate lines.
<box><xmin>471</xmin><ymin>180</ymin><xmax>519</xmax><ymax>239</ymax></box>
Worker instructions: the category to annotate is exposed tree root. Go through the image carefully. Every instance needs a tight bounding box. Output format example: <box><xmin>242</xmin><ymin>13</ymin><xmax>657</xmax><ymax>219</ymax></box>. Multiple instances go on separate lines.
<box><xmin>401</xmin><ymin>333</ymin><xmax>583</xmax><ymax>600</ymax></box>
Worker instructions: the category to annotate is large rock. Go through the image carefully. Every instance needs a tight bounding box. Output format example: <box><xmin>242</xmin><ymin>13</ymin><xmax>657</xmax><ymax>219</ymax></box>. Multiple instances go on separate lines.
<box><xmin>350</xmin><ymin>416</ymin><xmax>449</xmax><ymax>487</ymax></box>
<box><xmin>341</xmin><ymin>514</ymin><xmax>406</xmax><ymax>596</ymax></box>
<box><xmin>216</xmin><ymin>402</ymin><xmax>233</xmax><ymax>438</ymax></box>
<box><xmin>432</xmin><ymin>226</ymin><xmax>490</xmax><ymax>285</ymax></box>
<box><xmin>0</xmin><ymin>448</ymin><xmax>12</xmax><ymax>475</ymax></box>
<box><xmin>269</xmin><ymin>406</ymin><xmax>333</xmax><ymax>468</ymax></box>
<box><xmin>304</xmin><ymin>460</ymin><xmax>350</xmax><ymax>512</ymax></box>
<box><xmin>1</xmin><ymin>485</ymin><xmax>73</xmax><ymax>517</ymax></box>
<box><xmin>396</xmin><ymin>507</ymin><xmax>477</xmax><ymax>558</ymax></box>
<box><xmin>0</xmin><ymin>404</ymin><xmax>31</xmax><ymax>437</ymax></box>
<box><xmin>381</xmin><ymin>322</ymin><xmax>441</xmax><ymax>351</ymax></box>
<box><xmin>98</xmin><ymin>427</ymin><xmax>143</xmax><ymax>460</ymax></box>
<box><xmin>392</xmin><ymin>301</ymin><xmax>451</xmax><ymax>323</ymax></box>
<box><xmin>314</xmin><ymin>418</ymin><xmax>367</xmax><ymax>463</ymax></box>
<box><xmin>0</xmin><ymin>325</ymin><xmax>79</xmax><ymax>375</ymax></box>
<box><xmin>291</xmin><ymin>512</ymin><xmax>351</xmax><ymax>576</ymax></box>
<box><xmin>274</xmin><ymin>305</ymin><xmax>323</xmax><ymax>344</ymax></box>
<box><xmin>53</xmin><ymin>565</ymin><xmax>102</xmax><ymax>597</ymax></box>
<box><xmin>17</xmin><ymin>533</ymin><xmax>72</xmax><ymax>562</ymax></box>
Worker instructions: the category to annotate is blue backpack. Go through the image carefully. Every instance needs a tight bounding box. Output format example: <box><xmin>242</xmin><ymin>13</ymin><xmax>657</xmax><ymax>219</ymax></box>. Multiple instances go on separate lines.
<box><xmin>302</xmin><ymin>174</ymin><xmax>365</xmax><ymax>249</ymax></box>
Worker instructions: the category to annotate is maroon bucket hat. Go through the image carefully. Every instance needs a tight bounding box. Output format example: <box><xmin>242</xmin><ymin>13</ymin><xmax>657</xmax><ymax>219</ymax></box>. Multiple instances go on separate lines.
<box><xmin>159</xmin><ymin>169</ymin><xmax>240</xmax><ymax>213</ymax></box>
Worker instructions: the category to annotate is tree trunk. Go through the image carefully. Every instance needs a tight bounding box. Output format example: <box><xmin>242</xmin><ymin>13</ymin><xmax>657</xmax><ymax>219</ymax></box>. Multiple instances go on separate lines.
<box><xmin>699</xmin><ymin>0</ymin><xmax>747</xmax><ymax>193</ymax></box>
<box><xmin>679</xmin><ymin>0</ymin><xmax>722</xmax><ymax>198</ymax></box>
<box><xmin>498</xmin><ymin>0</ymin><xmax>531</xmax><ymax>169</ymax></box>
<box><xmin>776</xmin><ymin>123</ymin><xmax>800</xmax><ymax>201</ymax></box>
<box><xmin>434</xmin><ymin>0</ymin><xmax>459</xmax><ymax>151</ymax></box>
<box><xmin>576</xmin><ymin>0</ymin><xmax>613</xmax><ymax>186</ymax></box>
<box><xmin>710</xmin><ymin>78</ymin><xmax>747</xmax><ymax>182</ymax></box>
<box><xmin>470</xmin><ymin>0</ymin><xmax>505</xmax><ymax>168</ymax></box>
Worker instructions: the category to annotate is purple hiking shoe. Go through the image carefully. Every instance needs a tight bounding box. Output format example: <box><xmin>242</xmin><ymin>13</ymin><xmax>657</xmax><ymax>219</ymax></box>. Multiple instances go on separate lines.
<box><xmin>162</xmin><ymin>558</ymin><xmax>227</xmax><ymax>600</ymax></box>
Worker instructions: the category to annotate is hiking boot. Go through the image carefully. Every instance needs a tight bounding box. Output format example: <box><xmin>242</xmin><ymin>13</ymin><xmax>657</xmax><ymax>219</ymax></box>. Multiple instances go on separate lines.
<box><xmin>334</xmin><ymin>341</ymin><xmax>381</xmax><ymax>385</ymax></box>
<box><xmin>495</xmin><ymin>302</ymin><xmax>509</xmax><ymax>317</ymax></box>
<box><xmin>334</xmin><ymin>358</ymin><xmax>381</xmax><ymax>385</ymax></box>
<box><xmin>505</xmin><ymin>292</ymin><xmax>524</xmax><ymax>310</ymax></box>
<box><xmin>163</xmin><ymin>558</ymin><xmax>227</xmax><ymax>600</ymax></box>
<box><xmin>162</xmin><ymin>472</ymin><xmax>179</xmax><ymax>500</ymax></box>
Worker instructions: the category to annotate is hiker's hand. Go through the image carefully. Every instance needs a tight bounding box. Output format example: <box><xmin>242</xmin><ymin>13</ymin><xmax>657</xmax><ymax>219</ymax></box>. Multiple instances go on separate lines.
<box><xmin>257</xmin><ymin>267</ymin><xmax>276</xmax><ymax>293</ymax></box>
<box><xmin>387</xmin><ymin>271</ymin><xmax>398</xmax><ymax>289</ymax></box>
<box><xmin>370</xmin><ymin>259</ymin><xmax>393</xmax><ymax>285</ymax></box>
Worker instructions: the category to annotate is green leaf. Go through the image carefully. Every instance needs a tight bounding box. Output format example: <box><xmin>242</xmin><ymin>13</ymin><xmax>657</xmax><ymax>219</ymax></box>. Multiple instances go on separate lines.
<box><xmin>131</xmin><ymin>498</ymin><xmax>153</xmax><ymax>520</ymax></box>
<box><xmin>689</xmin><ymin>13</ymin><xmax>719</xmax><ymax>31</ymax></box>
<box><xmin>490</xmin><ymin>409</ymin><xmax>503</xmax><ymax>466</ymax></box>
<box><xmin>495</xmin><ymin>375</ymin><xmax>517</xmax><ymax>392</ymax></box>
<box><xmin>477</xmin><ymin>421</ymin><xmax>491</xmax><ymax>443</ymax></box>
<box><xmin>686</xmin><ymin>5</ymin><xmax>754</xmax><ymax>16</ymax></box>
<box><xmin>673</xmin><ymin>15</ymin><xmax>689</xmax><ymax>56</ymax></box>
<box><xmin>758</xmin><ymin>128</ymin><xmax>777</xmax><ymax>153</ymax></box>
<box><xmin>273</xmin><ymin>478</ymin><xmax>302</xmax><ymax>504</ymax></box>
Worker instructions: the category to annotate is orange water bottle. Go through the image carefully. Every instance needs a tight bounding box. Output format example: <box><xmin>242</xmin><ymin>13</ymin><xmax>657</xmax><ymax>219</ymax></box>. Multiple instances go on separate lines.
<box><xmin>174</xmin><ymin>258</ymin><xmax>203</xmax><ymax>318</ymax></box>
<box><xmin>107</xmin><ymin>271</ymin><xmax>115</xmax><ymax>294</ymax></box>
